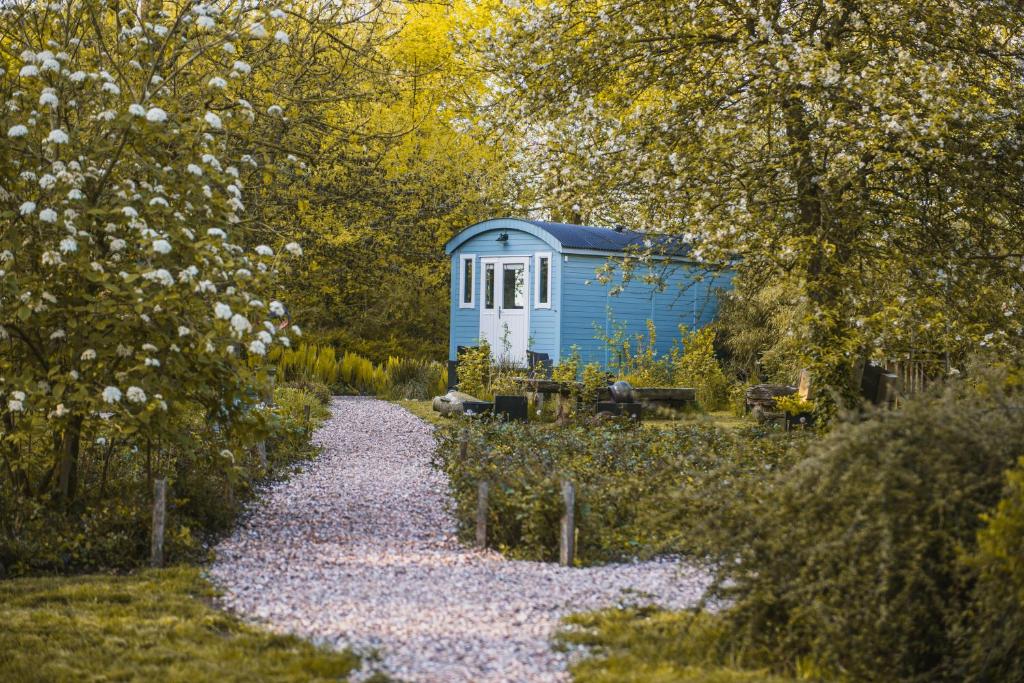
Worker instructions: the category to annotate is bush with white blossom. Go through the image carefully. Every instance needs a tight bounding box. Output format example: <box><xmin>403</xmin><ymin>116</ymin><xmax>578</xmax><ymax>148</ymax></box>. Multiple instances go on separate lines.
<box><xmin>0</xmin><ymin>0</ymin><xmax>300</xmax><ymax>503</ymax></box>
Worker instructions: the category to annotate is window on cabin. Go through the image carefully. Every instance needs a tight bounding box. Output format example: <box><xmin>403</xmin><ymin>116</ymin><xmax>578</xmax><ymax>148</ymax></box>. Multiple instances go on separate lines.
<box><xmin>535</xmin><ymin>254</ymin><xmax>550</xmax><ymax>308</ymax></box>
<box><xmin>460</xmin><ymin>255</ymin><xmax>474</xmax><ymax>307</ymax></box>
<box><xmin>503</xmin><ymin>263</ymin><xmax>525</xmax><ymax>309</ymax></box>
<box><xmin>484</xmin><ymin>263</ymin><xmax>495</xmax><ymax>309</ymax></box>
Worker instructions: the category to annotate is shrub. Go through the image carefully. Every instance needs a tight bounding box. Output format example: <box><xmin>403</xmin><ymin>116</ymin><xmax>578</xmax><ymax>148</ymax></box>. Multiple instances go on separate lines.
<box><xmin>433</xmin><ymin>419</ymin><xmax>807</xmax><ymax>563</ymax></box>
<box><xmin>0</xmin><ymin>386</ymin><xmax>329</xmax><ymax>577</ymax></box>
<box><xmin>559</xmin><ymin>608</ymin><xmax>799</xmax><ymax>683</ymax></box>
<box><xmin>673</xmin><ymin>326</ymin><xmax>731</xmax><ymax>411</ymax></box>
<box><xmin>959</xmin><ymin>456</ymin><xmax>1024</xmax><ymax>682</ymax></box>
<box><xmin>283</xmin><ymin>378</ymin><xmax>332</xmax><ymax>406</ymax></box>
<box><xmin>457</xmin><ymin>343</ymin><xmax>492</xmax><ymax>399</ymax></box>
<box><xmin>601</xmin><ymin>319</ymin><xmax>674</xmax><ymax>387</ymax></box>
<box><xmin>381</xmin><ymin>357</ymin><xmax>448</xmax><ymax>400</ymax></box>
<box><xmin>708</xmin><ymin>372</ymin><xmax>1024</xmax><ymax>681</ymax></box>
<box><xmin>277</xmin><ymin>343</ymin><xmax>447</xmax><ymax>399</ymax></box>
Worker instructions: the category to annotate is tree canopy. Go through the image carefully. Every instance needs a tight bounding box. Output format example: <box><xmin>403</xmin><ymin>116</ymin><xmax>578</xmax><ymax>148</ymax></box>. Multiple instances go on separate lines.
<box><xmin>475</xmin><ymin>0</ymin><xmax>1024</xmax><ymax>400</ymax></box>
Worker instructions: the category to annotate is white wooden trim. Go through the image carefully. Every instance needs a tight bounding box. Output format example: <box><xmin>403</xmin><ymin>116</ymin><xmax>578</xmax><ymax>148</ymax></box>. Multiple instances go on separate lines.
<box><xmin>459</xmin><ymin>253</ymin><xmax>476</xmax><ymax>308</ymax></box>
<box><xmin>534</xmin><ymin>252</ymin><xmax>552</xmax><ymax>309</ymax></box>
<box><xmin>479</xmin><ymin>256</ymin><xmax>530</xmax><ymax>365</ymax></box>
<box><xmin>480</xmin><ymin>257</ymin><xmax>497</xmax><ymax>310</ymax></box>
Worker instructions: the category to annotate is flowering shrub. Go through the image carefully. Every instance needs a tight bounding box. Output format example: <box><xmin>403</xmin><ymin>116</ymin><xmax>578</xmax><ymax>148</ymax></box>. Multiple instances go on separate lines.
<box><xmin>0</xmin><ymin>1</ymin><xmax>309</xmax><ymax>573</ymax></box>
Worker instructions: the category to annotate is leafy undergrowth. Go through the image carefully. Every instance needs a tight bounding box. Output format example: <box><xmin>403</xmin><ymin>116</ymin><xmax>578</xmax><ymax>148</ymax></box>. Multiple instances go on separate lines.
<box><xmin>0</xmin><ymin>566</ymin><xmax>364</xmax><ymax>682</ymax></box>
<box><xmin>559</xmin><ymin>608</ymin><xmax>800</xmax><ymax>683</ymax></box>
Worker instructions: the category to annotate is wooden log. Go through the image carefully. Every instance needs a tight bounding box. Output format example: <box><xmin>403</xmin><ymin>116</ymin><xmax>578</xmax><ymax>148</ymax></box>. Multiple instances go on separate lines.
<box><xmin>560</xmin><ymin>479</ymin><xmax>575</xmax><ymax>567</ymax></box>
<box><xmin>151</xmin><ymin>478</ymin><xmax>167</xmax><ymax>568</ymax></box>
<box><xmin>475</xmin><ymin>481</ymin><xmax>489</xmax><ymax>549</ymax></box>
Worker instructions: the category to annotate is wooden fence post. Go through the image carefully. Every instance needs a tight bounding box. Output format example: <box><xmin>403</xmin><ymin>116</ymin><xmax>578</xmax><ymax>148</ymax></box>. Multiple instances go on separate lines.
<box><xmin>560</xmin><ymin>479</ymin><xmax>575</xmax><ymax>567</ymax></box>
<box><xmin>475</xmin><ymin>481</ymin><xmax>489</xmax><ymax>548</ymax></box>
<box><xmin>459</xmin><ymin>429</ymin><xmax>468</xmax><ymax>460</ymax></box>
<box><xmin>151</xmin><ymin>478</ymin><xmax>167</xmax><ymax>568</ymax></box>
<box><xmin>303</xmin><ymin>404</ymin><xmax>311</xmax><ymax>434</ymax></box>
<box><xmin>256</xmin><ymin>440</ymin><xmax>267</xmax><ymax>469</ymax></box>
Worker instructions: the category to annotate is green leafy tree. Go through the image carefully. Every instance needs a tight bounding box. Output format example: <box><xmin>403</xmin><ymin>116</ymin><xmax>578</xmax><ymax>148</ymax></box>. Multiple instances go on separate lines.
<box><xmin>238</xmin><ymin>1</ymin><xmax>516</xmax><ymax>360</ymax></box>
<box><xmin>478</xmin><ymin>0</ymin><xmax>1024</xmax><ymax>409</ymax></box>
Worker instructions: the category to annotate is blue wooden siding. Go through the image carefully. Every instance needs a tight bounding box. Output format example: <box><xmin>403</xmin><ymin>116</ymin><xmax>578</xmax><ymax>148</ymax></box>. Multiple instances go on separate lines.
<box><xmin>446</xmin><ymin>219</ymin><xmax>731</xmax><ymax>369</ymax></box>
<box><xmin>448</xmin><ymin>228</ymin><xmax>562</xmax><ymax>362</ymax></box>
<box><xmin>559</xmin><ymin>255</ymin><xmax>730</xmax><ymax>367</ymax></box>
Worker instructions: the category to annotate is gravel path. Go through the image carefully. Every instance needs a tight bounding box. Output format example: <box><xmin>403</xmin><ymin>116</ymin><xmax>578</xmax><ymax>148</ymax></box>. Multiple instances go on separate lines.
<box><xmin>210</xmin><ymin>397</ymin><xmax>711</xmax><ymax>682</ymax></box>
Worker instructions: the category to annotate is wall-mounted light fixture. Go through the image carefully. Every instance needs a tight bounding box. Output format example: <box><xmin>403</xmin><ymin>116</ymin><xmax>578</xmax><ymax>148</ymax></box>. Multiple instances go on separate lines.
<box><xmin>496</xmin><ymin>232</ymin><xmax>509</xmax><ymax>242</ymax></box>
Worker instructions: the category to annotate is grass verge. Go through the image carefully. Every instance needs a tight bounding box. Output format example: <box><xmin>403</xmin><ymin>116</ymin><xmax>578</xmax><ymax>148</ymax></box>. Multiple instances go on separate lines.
<box><xmin>559</xmin><ymin>608</ymin><xmax>799</xmax><ymax>683</ymax></box>
<box><xmin>393</xmin><ymin>398</ymin><xmax>448</xmax><ymax>426</ymax></box>
<box><xmin>0</xmin><ymin>566</ymin><xmax>361</xmax><ymax>682</ymax></box>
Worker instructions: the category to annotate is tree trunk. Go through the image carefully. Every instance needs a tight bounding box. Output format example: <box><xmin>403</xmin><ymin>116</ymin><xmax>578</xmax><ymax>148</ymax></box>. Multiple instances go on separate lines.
<box><xmin>783</xmin><ymin>94</ymin><xmax>858</xmax><ymax>413</ymax></box>
<box><xmin>57</xmin><ymin>415</ymin><xmax>83</xmax><ymax>501</ymax></box>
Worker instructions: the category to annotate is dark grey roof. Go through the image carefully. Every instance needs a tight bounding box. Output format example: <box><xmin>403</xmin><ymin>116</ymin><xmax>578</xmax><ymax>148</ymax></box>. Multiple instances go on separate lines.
<box><xmin>522</xmin><ymin>220</ymin><xmax>646</xmax><ymax>251</ymax></box>
<box><xmin>523</xmin><ymin>220</ymin><xmax>689</xmax><ymax>257</ymax></box>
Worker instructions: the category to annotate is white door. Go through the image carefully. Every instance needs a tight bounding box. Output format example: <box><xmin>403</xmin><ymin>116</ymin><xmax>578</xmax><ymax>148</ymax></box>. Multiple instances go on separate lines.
<box><xmin>480</xmin><ymin>257</ymin><xmax>529</xmax><ymax>366</ymax></box>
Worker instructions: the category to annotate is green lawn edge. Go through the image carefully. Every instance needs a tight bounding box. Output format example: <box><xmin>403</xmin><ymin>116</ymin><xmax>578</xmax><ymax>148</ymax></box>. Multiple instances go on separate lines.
<box><xmin>559</xmin><ymin>608</ymin><xmax>803</xmax><ymax>683</ymax></box>
<box><xmin>0</xmin><ymin>566</ymin><xmax>362</xmax><ymax>683</ymax></box>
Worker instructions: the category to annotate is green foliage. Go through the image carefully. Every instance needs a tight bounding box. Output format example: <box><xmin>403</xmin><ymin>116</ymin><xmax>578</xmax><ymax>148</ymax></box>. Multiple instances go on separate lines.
<box><xmin>715</xmin><ymin>276</ymin><xmax>808</xmax><ymax>384</ymax></box>
<box><xmin>481</xmin><ymin>0</ymin><xmax>1024</xmax><ymax>404</ymax></box>
<box><xmin>256</xmin><ymin>3</ymin><xmax>517</xmax><ymax>362</ymax></box>
<box><xmin>705</xmin><ymin>372</ymin><xmax>1024</xmax><ymax>681</ymax></box>
<box><xmin>0</xmin><ymin>385</ymin><xmax>329</xmax><ymax>576</ymax></box>
<box><xmin>0</xmin><ymin>0</ymin><xmax>303</xmax><ymax>520</ymax></box>
<box><xmin>580</xmin><ymin>363</ymin><xmax>607</xmax><ymax>409</ymax></box>
<box><xmin>593</xmin><ymin>319</ymin><xmax>732</xmax><ymax>412</ymax></box>
<box><xmin>433</xmin><ymin>420</ymin><xmax>806</xmax><ymax>563</ymax></box>
<box><xmin>672</xmin><ymin>326</ymin><xmax>730</xmax><ymax>411</ymax></box>
<box><xmin>960</xmin><ymin>456</ymin><xmax>1024</xmax><ymax>681</ymax></box>
<box><xmin>380</xmin><ymin>356</ymin><xmax>449</xmax><ymax>401</ymax></box>
<box><xmin>0</xmin><ymin>567</ymin><xmax>360</xmax><ymax>682</ymax></box>
<box><xmin>454</xmin><ymin>341</ymin><xmax>527</xmax><ymax>401</ymax></box>
<box><xmin>283</xmin><ymin>378</ymin><xmax>332</xmax><ymax>407</ymax></box>
<box><xmin>551</xmin><ymin>346</ymin><xmax>582</xmax><ymax>384</ymax></box>
<box><xmin>275</xmin><ymin>343</ymin><xmax>446</xmax><ymax>400</ymax></box>
<box><xmin>773</xmin><ymin>394</ymin><xmax>815</xmax><ymax>417</ymax></box>
<box><xmin>457</xmin><ymin>343</ymin><xmax>493</xmax><ymax>399</ymax></box>
<box><xmin>559</xmin><ymin>608</ymin><xmax>798</xmax><ymax>683</ymax></box>
<box><xmin>601</xmin><ymin>320</ymin><xmax>674</xmax><ymax>388</ymax></box>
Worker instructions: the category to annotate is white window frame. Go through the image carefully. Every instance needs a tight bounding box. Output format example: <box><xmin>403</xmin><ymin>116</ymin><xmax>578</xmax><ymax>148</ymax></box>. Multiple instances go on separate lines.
<box><xmin>459</xmin><ymin>254</ymin><xmax>476</xmax><ymax>308</ymax></box>
<box><xmin>534</xmin><ymin>252</ymin><xmax>552</xmax><ymax>309</ymax></box>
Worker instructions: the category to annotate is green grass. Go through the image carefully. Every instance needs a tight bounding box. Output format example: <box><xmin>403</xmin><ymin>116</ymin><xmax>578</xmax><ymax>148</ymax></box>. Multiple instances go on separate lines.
<box><xmin>644</xmin><ymin>409</ymin><xmax>753</xmax><ymax>431</ymax></box>
<box><xmin>393</xmin><ymin>398</ymin><xmax>448</xmax><ymax>426</ymax></box>
<box><xmin>0</xmin><ymin>566</ymin><xmax>363</xmax><ymax>682</ymax></box>
<box><xmin>560</xmin><ymin>608</ymin><xmax>800</xmax><ymax>683</ymax></box>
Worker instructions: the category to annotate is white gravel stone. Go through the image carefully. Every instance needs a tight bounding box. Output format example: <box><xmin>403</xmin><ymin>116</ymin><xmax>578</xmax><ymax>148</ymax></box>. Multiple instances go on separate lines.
<box><xmin>210</xmin><ymin>397</ymin><xmax>712</xmax><ymax>682</ymax></box>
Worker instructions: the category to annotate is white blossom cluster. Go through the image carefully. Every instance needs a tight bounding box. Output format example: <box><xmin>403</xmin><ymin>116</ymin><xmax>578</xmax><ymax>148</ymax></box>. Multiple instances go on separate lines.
<box><xmin>0</xmin><ymin>1</ymin><xmax>304</xmax><ymax>429</ymax></box>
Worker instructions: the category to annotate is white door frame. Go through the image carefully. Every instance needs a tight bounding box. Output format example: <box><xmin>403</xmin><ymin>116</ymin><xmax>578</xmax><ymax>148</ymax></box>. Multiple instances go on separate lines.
<box><xmin>479</xmin><ymin>255</ymin><xmax>530</xmax><ymax>366</ymax></box>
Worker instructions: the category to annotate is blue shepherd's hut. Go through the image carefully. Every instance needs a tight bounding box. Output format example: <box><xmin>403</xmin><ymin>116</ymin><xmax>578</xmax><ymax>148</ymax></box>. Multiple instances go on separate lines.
<box><xmin>445</xmin><ymin>217</ymin><xmax>731</xmax><ymax>373</ymax></box>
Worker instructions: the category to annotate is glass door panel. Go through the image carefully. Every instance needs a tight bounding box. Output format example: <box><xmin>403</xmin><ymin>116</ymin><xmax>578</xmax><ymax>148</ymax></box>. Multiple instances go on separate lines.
<box><xmin>502</xmin><ymin>263</ymin><xmax>525</xmax><ymax>310</ymax></box>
